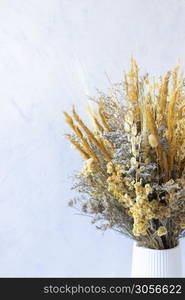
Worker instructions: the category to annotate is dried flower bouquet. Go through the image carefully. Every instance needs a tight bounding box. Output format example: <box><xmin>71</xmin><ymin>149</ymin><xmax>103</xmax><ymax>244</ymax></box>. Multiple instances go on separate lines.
<box><xmin>64</xmin><ymin>59</ymin><xmax>185</xmax><ymax>249</ymax></box>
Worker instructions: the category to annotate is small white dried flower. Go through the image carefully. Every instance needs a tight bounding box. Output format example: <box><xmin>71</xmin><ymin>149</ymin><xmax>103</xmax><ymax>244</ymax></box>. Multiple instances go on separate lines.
<box><xmin>148</xmin><ymin>134</ymin><xmax>159</xmax><ymax>148</ymax></box>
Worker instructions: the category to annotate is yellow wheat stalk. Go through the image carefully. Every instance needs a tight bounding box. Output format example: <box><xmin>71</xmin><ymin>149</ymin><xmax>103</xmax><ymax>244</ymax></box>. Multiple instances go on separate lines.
<box><xmin>158</xmin><ymin>71</ymin><xmax>171</xmax><ymax>125</ymax></box>
<box><xmin>72</xmin><ymin>106</ymin><xmax>112</xmax><ymax>161</ymax></box>
<box><xmin>124</xmin><ymin>58</ymin><xmax>140</xmax><ymax>122</ymax></box>
<box><xmin>64</xmin><ymin>112</ymin><xmax>99</xmax><ymax>161</ymax></box>
<box><xmin>146</xmin><ymin>104</ymin><xmax>169</xmax><ymax>179</ymax></box>
<box><xmin>67</xmin><ymin>136</ymin><xmax>90</xmax><ymax>160</ymax></box>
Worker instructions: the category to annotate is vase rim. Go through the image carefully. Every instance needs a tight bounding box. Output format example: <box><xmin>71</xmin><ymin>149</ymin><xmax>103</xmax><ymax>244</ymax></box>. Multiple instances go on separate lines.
<box><xmin>134</xmin><ymin>241</ymin><xmax>180</xmax><ymax>251</ymax></box>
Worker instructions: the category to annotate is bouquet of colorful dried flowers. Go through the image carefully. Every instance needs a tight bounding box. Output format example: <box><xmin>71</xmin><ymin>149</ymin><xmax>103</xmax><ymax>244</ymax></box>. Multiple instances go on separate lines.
<box><xmin>64</xmin><ymin>58</ymin><xmax>185</xmax><ymax>249</ymax></box>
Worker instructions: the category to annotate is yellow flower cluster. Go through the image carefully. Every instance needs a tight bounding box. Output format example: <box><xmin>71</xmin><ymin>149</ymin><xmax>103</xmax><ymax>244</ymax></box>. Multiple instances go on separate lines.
<box><xmin>157</xmin><ymin>226</ymin><xmax>167</xmax><ymax>237</ymax></box>
<box><xmin>130</xmin><ymin>182</ymin><xmax>171</xmax><ymax>236</ymax></box>
<box><xmin>106</xmin><ymin>162</ymin><xmax>134</xmax><ymax>208</ymax></box>
<box><xmin>180</xmin><ymin>223</ymin><xmax>185</xmax><ymax>229</ymax></box>
<box><xmin>178</xmin><ymin>217</ymin><xmax>185</xmax><ymax>229</ymax></box>
<box><xmin>107</xmin><ymin>162</ymin><xmax>172</xmax><ymax>237</ymax></box>
<box><xmin>107</xmin><ymin>162</ymin><xmax>170</xmax><ymax>237</ymax></box>
<box><xmin>106</xmin><ymin>161</ymin><xmax>115</xmax><ymax>174</ymax></box>
<box><xmin>129</xmin><ymin>182</ymin><xmax>159</xmax><ymax>236</ymax></box>
<box><xmin>80</xmin><ymin>158</ymin><xmax>98</xmax><ymax>177</ymax></box>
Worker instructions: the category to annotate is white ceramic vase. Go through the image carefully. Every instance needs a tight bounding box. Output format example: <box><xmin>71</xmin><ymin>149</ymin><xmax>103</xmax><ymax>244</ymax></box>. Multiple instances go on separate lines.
<box><xmin>131</xmin><ymin>241</ymin><xmax>182</xmax><ymax>278</ymax></box>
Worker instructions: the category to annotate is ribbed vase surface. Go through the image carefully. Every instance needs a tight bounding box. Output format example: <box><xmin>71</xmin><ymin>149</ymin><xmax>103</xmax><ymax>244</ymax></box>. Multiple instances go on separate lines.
<box><xmin>131</xmin><ymin>242</ymin><xmax>182</xmax><ymax>278</ymax></box>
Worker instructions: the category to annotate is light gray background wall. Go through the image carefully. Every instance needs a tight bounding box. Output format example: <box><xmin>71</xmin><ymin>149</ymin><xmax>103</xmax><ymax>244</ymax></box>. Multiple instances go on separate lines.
<box><xmin>0</xmin><ymin>0</ymin><xmax>184</xmax><ymax>277</ymax></box>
